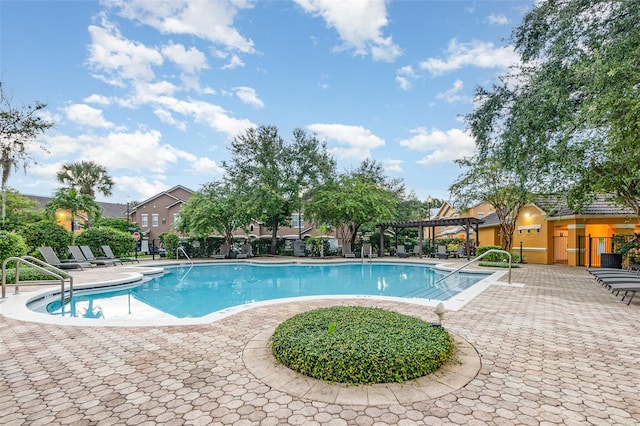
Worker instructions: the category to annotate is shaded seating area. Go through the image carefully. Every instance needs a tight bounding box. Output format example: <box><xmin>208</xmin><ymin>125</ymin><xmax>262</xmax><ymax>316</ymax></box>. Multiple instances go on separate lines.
<box><xmin>38</xmin><ymin>246</ymin><xmax>91</xmax><ymax>270</ymax></box>
<box><xmin>213</xmin><ymin>243</ymin><xmax>230</xmax><ymax>259</ymax></box>
<box><xmin>396</xmin><ymin>245</ymin><xmax>410</xmax><ymax>258</ymax></box>
<box><xmin>236</xmin><ymin>243</ymin><xmax>253</xmax><ymax>259</ymax></box>
<box><xmin>361</xmin><ymin>243</ymin><xmax>377</xmax><ymax>259</ymax></box>
<box><xmin>342</xmin><ymin>244</ymin><xmax>356</xmax><ymax>258</ymax></box>
<box><xmin>376</xmin><ymin>217</ymin><xmax>483</xmax><ymax>259</ymax></box>
<box><xmin>436</xmin><ymin>245</ymin><xmax>449</xmax><ymax>259</ymax></box>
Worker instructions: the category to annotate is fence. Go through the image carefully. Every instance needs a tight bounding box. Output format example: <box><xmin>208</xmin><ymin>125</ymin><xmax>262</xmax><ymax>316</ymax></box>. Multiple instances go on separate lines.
<box><xmin>577</xmin><ymin>234</ymin><xmax>634</xmax><ymax>267</ymax></box>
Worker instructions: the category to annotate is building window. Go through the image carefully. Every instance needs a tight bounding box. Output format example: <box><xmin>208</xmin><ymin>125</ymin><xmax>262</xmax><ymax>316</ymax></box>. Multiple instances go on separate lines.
<box><xmin>291</xmin><ymin>213</ymin><xmax>304</xmax><ymax>228</ymax></box>
<box><xmin>478</xmin><ymin>212</ymin><xmax>484</xmax><ymax>219</ymax></box>
<box><xmin>152</xmin><ymin>214</ymin><xmax>159</xmax><ymax>227</ymax></box>
<box><xmin>173</xmin><ymin>213</ymin><xmax>180</xmax><ymax>224</ymax></box>
<box><xmin>141</xmin><ymin>214</ymin><xmax>148</xmax><ymax>227</ymax></box>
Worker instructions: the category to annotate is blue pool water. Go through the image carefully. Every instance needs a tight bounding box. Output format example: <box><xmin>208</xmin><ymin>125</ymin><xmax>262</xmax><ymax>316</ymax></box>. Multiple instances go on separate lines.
<box><xmin>40</xmin><ymin>263</ymin><xmax>487</xmax><ymax>320</ymax></box>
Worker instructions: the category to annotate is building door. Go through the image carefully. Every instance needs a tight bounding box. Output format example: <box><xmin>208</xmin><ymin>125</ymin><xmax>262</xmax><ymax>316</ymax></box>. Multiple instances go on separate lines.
<box><xmin>553</xmin><ymin>235</ymin><xmax>568</xmax><ymax>264</ymax></box>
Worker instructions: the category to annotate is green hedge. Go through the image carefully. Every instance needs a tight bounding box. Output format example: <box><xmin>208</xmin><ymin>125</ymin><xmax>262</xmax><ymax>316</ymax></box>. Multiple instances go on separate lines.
<box><xmin>75</xmin><ymin>227</ymin><xmax>136</xmax><ymax>258</ymax></box>
<box><xmin>0</xmin><ymin>230</ymin><xmax>27</xmax><ymax>263</ymax></box>
<box><xmin>18</xmin><ymin>222</ymin><xmax>72</xmax><ymax>258</ymax></box>
<box><xmin>271</xmin><ymin>306</ymin><xmax>454</xmax><ymax>385</ymax></box>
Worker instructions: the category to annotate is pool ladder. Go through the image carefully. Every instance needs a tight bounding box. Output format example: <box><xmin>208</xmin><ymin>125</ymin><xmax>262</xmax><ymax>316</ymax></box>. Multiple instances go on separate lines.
<box><xmin>1</xmin><ymin>256</ymin><xmax>74</xmax><ymax>306</ymax></box>
<box><xmin>176</xmin><ymin>246</ymin><xmax>193</xmax><ymax>264</ymax></box>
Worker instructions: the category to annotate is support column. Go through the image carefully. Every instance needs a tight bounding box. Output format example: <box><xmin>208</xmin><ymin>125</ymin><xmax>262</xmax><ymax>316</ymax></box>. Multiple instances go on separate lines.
<box><xmin>567</xmin><ymin>224</ymin><xmax>586</xmax><ymax>266</ymax></box>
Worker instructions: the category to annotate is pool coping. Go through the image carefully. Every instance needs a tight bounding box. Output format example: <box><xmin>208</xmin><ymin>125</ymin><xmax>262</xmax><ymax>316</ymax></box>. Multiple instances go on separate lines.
<box><xmin>0</xmin><ymin>259</ymin><xmax>520</xmax><ymax>327</ymax></box>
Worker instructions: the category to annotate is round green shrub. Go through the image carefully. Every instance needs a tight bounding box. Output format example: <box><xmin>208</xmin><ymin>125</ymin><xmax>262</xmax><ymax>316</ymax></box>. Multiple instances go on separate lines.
<box><xmin>75</xmin><ymin>227</ymin><xmax>136</xmax><ymax>258</ymax></box>
<box><xmin>0</xmin><ymin>230</ymin><xmax>27</xmax><ymax>262</ymax></box>
<box><xmin>160</xmin><ymin>233</ymin><xmax>180</xmax><ymax>259</ymax></box>
<box><xmin>271</xmin><ymin>306</ymin><xmax>454</xmax><ymax>385</ymax></box>
<box><xmin>18</xmin><ymin>221</ymin><xmax>73</xmax><ymax>258</ymax></box>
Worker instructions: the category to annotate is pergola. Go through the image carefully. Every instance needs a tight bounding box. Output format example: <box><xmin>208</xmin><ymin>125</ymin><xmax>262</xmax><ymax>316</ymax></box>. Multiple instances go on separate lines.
<box><xmin>375</xmin><ymin>217</ymin><xmax>484</xmax><ymax>259</ymax></box>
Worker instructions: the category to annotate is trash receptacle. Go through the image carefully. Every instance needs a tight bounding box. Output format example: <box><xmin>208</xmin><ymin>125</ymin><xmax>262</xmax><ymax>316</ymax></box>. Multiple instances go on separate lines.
<box><xmin>600</xmin><ymin>253</ymin><xmax>622</xmax><ymax>269</ymax></box>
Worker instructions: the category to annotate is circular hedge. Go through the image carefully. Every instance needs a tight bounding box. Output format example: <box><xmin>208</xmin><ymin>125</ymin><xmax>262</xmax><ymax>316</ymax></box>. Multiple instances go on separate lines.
<box><xmin>271</xmin><ymin>306</ymin><xmax>454</xmax><ymax>385</ymax></box>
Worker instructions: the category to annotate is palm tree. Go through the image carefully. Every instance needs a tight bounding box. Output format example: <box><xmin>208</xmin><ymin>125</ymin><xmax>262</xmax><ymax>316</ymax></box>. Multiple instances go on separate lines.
<box><xmin>56</xmin><ymin>161</ymin><xmax>114</xmax><ymax>198</ymax></box>
<box><xmin>45</xmin><ymin>188</ymin><xmax>103</xmax><ymax>231</ymax></box>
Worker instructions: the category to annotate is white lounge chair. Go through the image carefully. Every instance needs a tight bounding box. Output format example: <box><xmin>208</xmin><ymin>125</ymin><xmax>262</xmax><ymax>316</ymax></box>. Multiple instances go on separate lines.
<box><xmin>213</xmin><ymin>243</ymin><xmax>230</xmax><ymax>259</ymax></box>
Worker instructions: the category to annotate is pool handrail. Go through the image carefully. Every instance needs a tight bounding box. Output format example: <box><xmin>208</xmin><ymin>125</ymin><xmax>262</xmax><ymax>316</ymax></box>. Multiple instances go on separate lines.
<box><xmin>435</xmin><ymin>249</ymin><xmax>512</xmax><ymax>285</ymax></box>
<box><xmin>1</xmin><ymin>256</ymin><xmax>74</xmax><ymax>305</ymax></box>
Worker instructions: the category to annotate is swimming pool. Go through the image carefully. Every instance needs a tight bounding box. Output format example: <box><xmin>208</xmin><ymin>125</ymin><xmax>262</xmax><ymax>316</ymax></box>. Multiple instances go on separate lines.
<box><xmin>30</xmin><ymin>262</ymin><xmax>491</xmax><ymax>321</ymax></box>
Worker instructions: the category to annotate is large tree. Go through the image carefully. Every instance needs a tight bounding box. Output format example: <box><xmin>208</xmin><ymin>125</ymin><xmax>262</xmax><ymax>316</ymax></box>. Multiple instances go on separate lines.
<box><xmin>45</xmin><ymin>188</ymin><xmax>103</xmax><ymax>231</ymax></box>
<box><xmin>449</xmin><ymin>158</ymin><xmax>531</xmax><ymax>251</ymax></box>
<box><xmin>0</xmin><ymin>83</ymin><xmax>54</xmax><ymax>227</ymax></box>
<box><xmin>174</xmin><ymin>181</ymin><xmax>252</xmax><ymax>245</ymax></box>
<box><xmin>56</xmin><ymin>160</ymin><xmax>114</xmax><ymax>198</ymax></box>
<box><xmin>224</xmin><ymin>125</ymin><xmax>336</xmax><ymax>254</ymax></box>
<box><xmin>0</xmin><ymin>188</ymin><xmax>44</xmax><ymax>231</ymax></box>
<box><xmin>467</xmin><ymin>0</ymin><xmax>640</xmax><ymax>216</ymax></box>
<box><xmin>304</xmin><ymin>175</ymin><xmax>397</xmax><ymax>251</ymax></box>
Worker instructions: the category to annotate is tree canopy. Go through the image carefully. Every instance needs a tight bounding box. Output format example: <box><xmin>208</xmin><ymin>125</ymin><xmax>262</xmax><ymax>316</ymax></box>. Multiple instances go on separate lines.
<box><xmin>223</xmin><ymin>125</ymin><xmax>335</xmax><ymax>254</ymax></box>
<box><xmin>175</xmin><ymin>181</ymin><xmax>252</xmax><ymax>245</ymax></box>
<box><xmin>466</xmin><ymin>0</ymin><xmax>640</xmax><ymax>216</ymax></box>
<box><xmin>0</xmin><ymin>83</ymin><xmax>54</xmax><ymax>226</ymax></box>
<box><xmin>304</xmin><ymin>175</ymin><xmax>397</xmax><ymax>250</ymax></box>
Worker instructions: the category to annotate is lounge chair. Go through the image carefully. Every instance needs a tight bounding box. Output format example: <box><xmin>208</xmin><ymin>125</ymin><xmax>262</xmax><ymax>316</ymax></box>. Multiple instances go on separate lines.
<box><xmin>343</xmin><ymin>244</ymin><xmax>356</xmax><ymax>258</ymax></box>
<box><xmin>213</xmin><ymin>243</ymin><xmax>230</xmax><ymax>259</ymax></box>
<box><xmin>236</xmin><ymin>243</ymin><xmax>253</xmax><ymax>259</ymax></box>
<box><xmin>102</xmin><ymin>245</ymin><xmax>137</xmax><ymax>264</ymax></box>
<box><xmin>38</xmin><ymin>246</ymin><xmax>91</xmax><ymax>270</ymax></box>
<box><xmin>396</xmin><ymin>245</ymin><xmax>410</xmax><ymax>258</ymax></box>
<box><xmin>362</xmin><ymin>243</ymin><xmax>377</xmax><ymax>259</ymax></box>
<box><xmin>71</xmin><ymin>246</ymin><xmax>116</xmax><ymax>267</ymax></box>
<box><xmin>436</xmin><ymin>245</ymin><xmax>449</xmax><ymax>259</ymax></box>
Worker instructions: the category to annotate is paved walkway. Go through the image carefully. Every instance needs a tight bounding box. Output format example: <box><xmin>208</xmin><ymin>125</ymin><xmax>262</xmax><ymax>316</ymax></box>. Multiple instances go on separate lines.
<box><xmin>1</xmin><ymin>261</ymin><xmax>639</xmax><ymax>425</ymax></box>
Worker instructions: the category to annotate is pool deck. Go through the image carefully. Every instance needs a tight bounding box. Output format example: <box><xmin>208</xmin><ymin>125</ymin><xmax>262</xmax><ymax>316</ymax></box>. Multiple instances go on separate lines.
<box><xmin>1</xmin><ymin>258</ymin><xmax>639</xmax><ymax>425</ymax></box>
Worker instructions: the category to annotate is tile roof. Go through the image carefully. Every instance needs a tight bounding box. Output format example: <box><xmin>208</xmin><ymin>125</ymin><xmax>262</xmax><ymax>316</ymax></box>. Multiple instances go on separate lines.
<box><xmin>25</xmin><ymin>194</ymin><xmax>127</xmax><ymax>219</ymax></box>
<box><xmin>534</xmin><ymin>194</ymin><xmax>636</xmax><ymax>217</ymax></box>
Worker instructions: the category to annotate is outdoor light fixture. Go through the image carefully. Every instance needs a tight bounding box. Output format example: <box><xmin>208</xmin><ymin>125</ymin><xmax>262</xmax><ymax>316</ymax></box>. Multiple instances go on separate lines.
<box><xmin>434</xmin><ymin>302</ymin><xmax>445</xmax><ymax>327</ymax></box>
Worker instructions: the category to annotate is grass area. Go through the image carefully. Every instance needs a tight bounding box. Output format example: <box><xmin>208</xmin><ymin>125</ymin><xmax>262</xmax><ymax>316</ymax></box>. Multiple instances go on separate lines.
<box><xmin>271</xmin><ymin>306</ymin><xmax>454</xmax><ymax>385</ymax></box>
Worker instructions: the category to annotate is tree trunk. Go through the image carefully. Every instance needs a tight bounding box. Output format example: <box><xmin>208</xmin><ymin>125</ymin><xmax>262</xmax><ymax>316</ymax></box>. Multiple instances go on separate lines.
<box><xmin>270</xmin><ymin>219</ymin><xmax>279</xmax><ymax>255</ymax></box>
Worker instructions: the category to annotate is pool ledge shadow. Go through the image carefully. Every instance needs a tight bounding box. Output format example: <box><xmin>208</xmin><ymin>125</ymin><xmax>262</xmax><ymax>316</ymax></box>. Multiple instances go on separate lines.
<box><xmin>243</xmin><ymin>326</ymin><xmax>481</xmax><ymax>406</ymax></box>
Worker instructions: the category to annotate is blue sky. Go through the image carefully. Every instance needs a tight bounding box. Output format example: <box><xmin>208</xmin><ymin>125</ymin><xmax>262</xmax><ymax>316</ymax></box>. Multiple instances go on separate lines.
<box><xmin>1</xmin><ymin>0</ymin><xmax>534</xmax><ymax>204</ymax></box>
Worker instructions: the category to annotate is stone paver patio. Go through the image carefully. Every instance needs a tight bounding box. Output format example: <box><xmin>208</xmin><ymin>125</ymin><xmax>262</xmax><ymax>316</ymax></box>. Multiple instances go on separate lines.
<box><xmin>1</xmin><ymin>261</ymin><xmax>639</xmax><ymax>425</ymax></box>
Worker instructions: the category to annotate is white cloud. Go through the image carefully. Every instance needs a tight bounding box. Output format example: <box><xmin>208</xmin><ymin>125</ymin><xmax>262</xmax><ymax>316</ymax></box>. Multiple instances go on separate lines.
<box><xmin>161</xmin><ymin>42</ymin><xmax>209</xmax><ymax>74</ymax></box>
<box><xmin>84</xmin><ymin>94</ymin><xmax>111</xmax><ymax>105</ymax></box>
<box><xmin>221</xmin><ymin>54</ymin><xmax>245</xmax><ymax>70</ymax></box>
<box><xmin>395</xmin><ymin>65</ymin><xmax>417</xmax><ymax>91</ymax></box>
<box><xmin>420</xmin><ymin>39</ymin><xmax>519</xmax><ymax>76</ymax></box>
<box><xmin>234</xmin><ymin>86</ymin><xmax>264</xmax><ymax>108</ymax></box>
<box><xmin>154</xmin><ymin>108</ymin><xmax>187</xmax><ymax>131</ymax></box>
<box><xmin>435</xmin><ymin>79</ymin><xmax>471</xmax><ymax>104</ymax></box>
<box><xmin>383</xmin><ymin>159</ymin><xmax>403</xmax><ymax>173</ymax></box>
<box><xmin>105</xmin><ymin>0</ymin><xmax>255</xmax><ymax>53</ymax></box>
<box><xmin>185</xmin><ymin>156</ymin><xmax>224</xmax><ymax>175</ymax></box>
<box><xmin>114</xmin><ymin>175</ymin><xmax>170</xmax><ymax>201</ymax></box>
<box><xmin>307</xmin><ymin>123</ymin><xmax>385</xmax><ymax>159</ymax></box>
<box><xmin>64</xmin><ymin>104</ymin><xmax>114</xmax><ymax>128</ymax></box>
<box><xmin>87</xmin><ymin>20</ymin><xmax>163</xmax><ymax>83</ymax></box>
<box><xmin>293</xmin><ymin>0</ymin><xmax>402</xmax><ymax>62</ymax></box>
<box><xmin>486</xmin><ymin>13</ymin><xmax>509</xmax><ymax>25</ymax></box>
<box><xmin>398</xmin><ymin>128</ymin><xmax>475</xmax><ymax>165</ymax></box>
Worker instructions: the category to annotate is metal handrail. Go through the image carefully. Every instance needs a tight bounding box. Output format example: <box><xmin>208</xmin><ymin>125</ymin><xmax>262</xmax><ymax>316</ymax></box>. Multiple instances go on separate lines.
<box><xmin>1</xmin><ymin>256</ymin><xmax>74</xmax><ymax>305</ymax></box>
<box><xmin>176</xmin><ymin>246</ymin><xmax>193</xmax><ymax>264</ymax></box>
<box><xmin>434</xmin><ymin>249</ymin><xmax>512</xmax><ymax>285</ymax></box>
